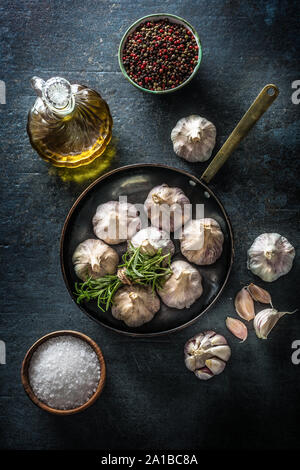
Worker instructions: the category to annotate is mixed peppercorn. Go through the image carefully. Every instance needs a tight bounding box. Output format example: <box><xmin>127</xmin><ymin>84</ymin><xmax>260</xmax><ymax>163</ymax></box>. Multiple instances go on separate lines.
<box><xmin>122</xmin><ymin>19</ymin><xmax>199</xmax><ymax>91</ymax></box>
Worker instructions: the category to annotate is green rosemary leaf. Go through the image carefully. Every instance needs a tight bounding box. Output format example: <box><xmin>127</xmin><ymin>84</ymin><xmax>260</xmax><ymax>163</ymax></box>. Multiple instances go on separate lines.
<box><xmin>74</xmin><ymin>244</ymin><xmax>172</xmax><ymax>312</ymax></box>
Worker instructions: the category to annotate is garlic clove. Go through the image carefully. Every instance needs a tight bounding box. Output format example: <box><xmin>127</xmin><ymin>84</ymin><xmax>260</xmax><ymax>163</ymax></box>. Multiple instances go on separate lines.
<box><xmin>247</xmin><ymin>283</ymin><xmax>272</xmax><ymax>306</ymax></box>
<box><xmin>194</xmin><ymin>355</ymin><xmax>207</xmax><ymax>370</ymax></box>
<box><xmin>194</xmin><ymin>367</ymin><xmax>214</xmax><ymax>381</ymax></box>
<box><xmin>184</xmin><ymin>338</ymin><xmax>201</xmax><ymax>356</ymax></box>
<box><xmin>210</xmin><ymin>333</ymin><xmax>228</xmax><ymax>346</ymax></box>
<box><xmin>226</xmin><ymin>317</ymin><xmax>248</xmax><ymax>342</ymax></box>
<box><xmin>247</xmin><ymin>233</ymin><xmax>295</xmax><ymax>282</ymax></box>
<box><xmin>205</xmin><ymin>358</ymin><xmax>226</xmax><ymax>376</ymax></box>
<box><xmin>253</xmin><ymin>308</ymin><xmax>279</xmax><ymax>339</ymax></box>
<box><xmin>234</xmin><ymin>287</ymin><xmax>255</xmax><ymax>321</ymax></box>
<box><xmin>254</xmin><ymin>308</ymin><xmax>297</xmax><ymax>339</ymax></box>
<box><xmin>207</xmin><ymin>345</ymin><xmax>232</xmax><ymax>362</ymax></box>
<box><xmin>184</xmin><ymin>356</ymin><xmax>196</xmax><ymax>371</ymax></box>
<box><xmin>171</xmin><ymin>115</ymin><xmax>216</xmax><ymax>163</ymax></box>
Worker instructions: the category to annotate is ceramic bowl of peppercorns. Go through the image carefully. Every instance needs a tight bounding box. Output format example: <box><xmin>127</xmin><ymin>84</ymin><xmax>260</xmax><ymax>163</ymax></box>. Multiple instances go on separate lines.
<box><xmin>118</xmin><ymin>14</ymin><xmax>202</xmax><ymax>94</ymax></box>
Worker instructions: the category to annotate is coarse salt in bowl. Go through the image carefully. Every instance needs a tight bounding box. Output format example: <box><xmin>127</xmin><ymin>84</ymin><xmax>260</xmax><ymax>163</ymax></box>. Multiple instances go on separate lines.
<box><xmin>118</xmin><ymin>13</ymin><xmax>202</xmax><ymax>94</ymax></box>
<box><xmin>21</xmin><ymin>331</ymin><xmax>106</xmax><ymax>415</ymax></box>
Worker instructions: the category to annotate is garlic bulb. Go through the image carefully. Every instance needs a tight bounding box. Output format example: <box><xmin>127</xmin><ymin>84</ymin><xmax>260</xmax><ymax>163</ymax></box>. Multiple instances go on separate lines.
<box><xmin>226</xmin><ymin>317</ymin><xmax>248</xmax><ymax>342</ymax></box>
<box><xmin>158</xmin><ymin>260</ymin><xmax>203</xmax><ymax>309</ymax></box>
<box><xmin>93</xmin><ymin>201</ymin><xmax>141</xmax><ymax>245</ymax></box>
<box><xmin>72</xmin><ymin>239</ymin><xmax>119</xmax><ymax>281</ymax></box>
<box><xmin>254</xmin><ymin>308</ymin><xmax>297</xmax><ymax>339</ymax></box>
<box><xmin>171</xmin><ymin>115</ymin><xmax>216</xmax><ymax>162</ymax></box>
<box><xmin>247</xmin><ymin>233</ymin><xmax>295</xmax><ymax>282</ymax></box>
<box><xmin>129</xmin><ymin>227</ymin><xmax>175</xmax><ymax>259</ymax></box>
<box><xmin>111</xmin><ymin>285</ymin><xmax>160</xmax><ymax>327</ymax></box>
<box><xmin>180</xmin><ymin>218</ymin><xmax>224</xmax><ymax>265</ymax></box>
<box><xmin>144</xmin><ymin>184</ymin><xmax>191</xmax><ymax>232</ymax></box>
<box><xmin>184</xmin><ymin>331</ymin><xmax>231</xmax><ymax>380</ymax></box>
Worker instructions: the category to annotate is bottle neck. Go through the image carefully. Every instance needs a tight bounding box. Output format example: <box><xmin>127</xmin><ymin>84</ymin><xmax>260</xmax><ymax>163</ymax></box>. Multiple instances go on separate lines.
<box><xmin>47</xmin><ymin>95</ymin><xmax>75</xmax><ymax>116</ymax></box>
<box><xmin>31</xmin><ymin>76</ymin><xmax>75</xmax><ymax>116</ymax></box>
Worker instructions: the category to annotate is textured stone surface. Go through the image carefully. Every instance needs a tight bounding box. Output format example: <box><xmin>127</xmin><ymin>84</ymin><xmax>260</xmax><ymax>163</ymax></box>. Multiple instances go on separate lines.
<box><xmin>0</xmin><ymin>0</ymin><xmax>299</xmax><ymax>450</ymax></box>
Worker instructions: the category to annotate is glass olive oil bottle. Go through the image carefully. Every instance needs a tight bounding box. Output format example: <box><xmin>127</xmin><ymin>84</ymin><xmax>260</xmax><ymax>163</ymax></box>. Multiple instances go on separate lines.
<box><xmin>27</xmin><ymin>77</ymin><xmax>113</xmax><ymax>168</ymax></box>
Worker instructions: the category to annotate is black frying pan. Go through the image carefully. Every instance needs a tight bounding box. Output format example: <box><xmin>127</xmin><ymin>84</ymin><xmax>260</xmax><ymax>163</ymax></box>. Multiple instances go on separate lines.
<box><xmin>60</xmin><ymin>84</ymin><xmax>278</xmax><ymax>336</ymax></box>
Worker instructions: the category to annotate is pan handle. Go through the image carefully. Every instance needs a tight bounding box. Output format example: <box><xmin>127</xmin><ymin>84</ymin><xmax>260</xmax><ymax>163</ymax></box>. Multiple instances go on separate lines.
<box><xmin>200</xmin><ymin>84</ymin><xmax>279</xmax><ymax>184</ymax></box>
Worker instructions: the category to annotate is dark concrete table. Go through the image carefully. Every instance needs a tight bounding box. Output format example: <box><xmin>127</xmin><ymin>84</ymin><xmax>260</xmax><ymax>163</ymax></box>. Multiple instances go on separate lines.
<box><xmin>1</xmin><ymin>0</ymin><xmax>299</xmax><ymax>451</ymax></box>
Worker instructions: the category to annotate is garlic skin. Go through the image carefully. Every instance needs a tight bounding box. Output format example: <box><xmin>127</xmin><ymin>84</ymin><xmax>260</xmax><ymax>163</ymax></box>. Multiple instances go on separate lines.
<box><xmin>93</xmin><ymin>201</ymin><xmax>141</xmax><ymax>245</ymax></box>
<box><xmin>180</xmin><ymin>218</ymin><xmax>224</xmax><ymax>265</ymax></box>
<box><xmin>184</xmin><ymin>331</ymin><xmax>231</xmax><ymax>380</ymax></box>
<box><xmin>171</xmin><ymin>115</ymin><xmax>216</xmax><ymax>162</ymax></box>
<box><xmin>254</xmin><ymin>308</ymin><xmax>297</xmax><ymax>339</ymax></box>
<box><xmin>226</xmin><ymin>317</ymin><xmax>248</xmax><ymax>342</ymax></box>
<box><xmin>144</xmin><ymin>184</ymin><xmax>191</xmax><ymax>232</ymax></box>
<box><xmin>111</xmin><ymin>285</ymin><xmax>160</xmax><ymax>327</ymax></box>
<box><xmin>72</xmin><ymin>239</ymin><xmax>119</xmax><ymax>281</ymax></box>
<box><xmin>247</xmin><ymin>233</ymin><xmax>295</xmax><ymax>282</ymax></box>
<box><xmin>158</xmin><ymin>260</ymin><xmax>203</xmax><ymax>309</ymax></box>
<box><xmin>234</xmin><ymin>287</ymin><xmax>255</xmax><ymax>321</ymax></box>
<box><xmin>129</xmin><ymin>227</ymin><xmax>175</xmax><ymax>259</ymax></box>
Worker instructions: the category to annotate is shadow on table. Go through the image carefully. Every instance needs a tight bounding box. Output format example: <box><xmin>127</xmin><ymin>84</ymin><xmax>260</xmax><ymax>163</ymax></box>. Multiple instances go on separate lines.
<box><xmin>47</xmin><ymin>137</ymin><xmax>119</xmax><ymax>191</ymax></box>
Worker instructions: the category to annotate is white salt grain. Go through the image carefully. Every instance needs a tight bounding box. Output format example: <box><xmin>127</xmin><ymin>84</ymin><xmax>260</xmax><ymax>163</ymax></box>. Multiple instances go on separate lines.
<box><xmin>28</xmin><ymin>335</ymin><xmax>101</xmax><ymax>410</ymax></box>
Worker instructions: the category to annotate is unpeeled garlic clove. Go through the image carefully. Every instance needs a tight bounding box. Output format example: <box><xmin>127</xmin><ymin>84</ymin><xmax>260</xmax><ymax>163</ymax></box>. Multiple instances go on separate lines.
<box><xmin>194</xmin><ymin>367</ymin><xmax>214</xmax><ymax>381</ymax></box>
<box><xmin>226</xmin><ymin>317</ymin><xmax>248</xmax><ymax>342</ymax></box>
<box><xmin>254</xmin><ymin>308</ymin><xmax>297</xmax><ymax>339</ymax></box>
<box><xmin>234</xmin><ymin>287</ymin><xmax>255</xmax><ymax>321</ymax></box>
<box><xmin>247</xmin><ymin>283</ymin><xmax>272</xmax><ymax>306</ymax></box>
<box><xmin>205</xmin><ymin>358</ymin><xmax>226</xmax><ymax>375</ymax></box>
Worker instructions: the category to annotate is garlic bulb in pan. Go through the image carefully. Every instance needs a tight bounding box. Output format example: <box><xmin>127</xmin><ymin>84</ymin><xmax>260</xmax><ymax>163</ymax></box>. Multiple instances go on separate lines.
<box><xmin>92</xmin><ymin>201</ymin><xmax>141</xmax><ymax>244</ymax></box>
<box><xmin>158</xmin><ymin>260</ymin><xmax>203</xmax><ymax>309</ymax></box>
<box><xmin>129</xmin><ymin>227</ymin><xmax>175</xmax><ymax>259</ymax></box>
<box><xmin>180</xmin><ymin>218</ymin><xmax>224</xmax><ymax>265</ymax></box>
<box><xmin>111</xmin><ymin>285</ymin><xmax>160</xmax><ymax>327</ymax></box>
<box><xmin>247</xmin><ymin>233</ymin><xmax>295</xmax><ymax>282</ymax></box>
<box><xmin>72</xmin><ymin>239</ymin><xmax>119</xmax><ymax>281</ymax></box>
<box><xmin>144</xmin><ymin>184</ymin><xmax>191</xmax><ymax>232</ymax></box>
<box><xmin>184</xmin><ymin>331</ymin><xmax>231</xmax><ymax>380</ymax></box>
<box><xmin>171</xmin><ymin>115</ymin><xmax>216</xmax><ymax>162</ymax></box>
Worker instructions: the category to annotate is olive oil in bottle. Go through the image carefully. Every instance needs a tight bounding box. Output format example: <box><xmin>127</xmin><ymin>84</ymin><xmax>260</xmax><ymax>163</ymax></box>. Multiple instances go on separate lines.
<box><xmin>27</xmin><ymin>77</ymin><xmax>113</xmax><ymax>168</ymax></box>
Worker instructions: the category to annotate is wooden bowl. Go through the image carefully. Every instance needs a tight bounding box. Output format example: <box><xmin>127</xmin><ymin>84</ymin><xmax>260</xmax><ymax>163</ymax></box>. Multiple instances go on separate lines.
<box><xmin>21</xmin><ymin>330</ymin><xmax>106</xmax><ymax>415</ymax></box>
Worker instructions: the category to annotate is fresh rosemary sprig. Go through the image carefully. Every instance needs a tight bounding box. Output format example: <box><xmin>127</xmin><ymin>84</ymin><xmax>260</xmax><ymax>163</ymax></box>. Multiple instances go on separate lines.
<box><xmin>74</xmin><ymin>245</ymin><xmax>172</xmax><ymax>312</ymax></box>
